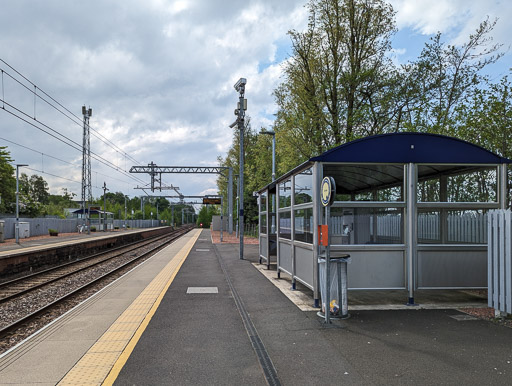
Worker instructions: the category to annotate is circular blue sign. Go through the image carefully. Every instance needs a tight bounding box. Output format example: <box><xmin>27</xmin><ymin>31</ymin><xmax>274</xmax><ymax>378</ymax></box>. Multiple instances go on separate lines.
<box><xmin>321</xmin><ymin>177</ymin><xmax>335</xmax><ymax>207</ymax></box>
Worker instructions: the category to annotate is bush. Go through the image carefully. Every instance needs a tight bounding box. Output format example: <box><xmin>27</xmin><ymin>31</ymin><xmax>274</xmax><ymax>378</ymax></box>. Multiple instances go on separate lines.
<box><xmin>91</xmin><ymin>226</ymin><xmax>96</xmax><ymax>232</ymax></box>
<box><xmin>48</xmin><ymin>228</ymin><xmax>58</xmax><ymax>236</ymax></box>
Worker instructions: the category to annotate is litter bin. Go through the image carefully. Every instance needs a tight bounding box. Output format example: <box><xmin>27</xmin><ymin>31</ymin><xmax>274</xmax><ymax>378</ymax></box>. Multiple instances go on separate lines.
<box><xmin>318</xmin><ymin>252</ymin><xmax>351</xmax><ymax>319</ymax></box>
<box><xmin>0</xmin><ymin>220</ymin><xmax>4</xmax><ymax>243</ymax></box>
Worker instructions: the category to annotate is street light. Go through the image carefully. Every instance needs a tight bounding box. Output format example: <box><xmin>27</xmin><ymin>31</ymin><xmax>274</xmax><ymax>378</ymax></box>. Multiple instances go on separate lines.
<box><xmin>259</xmin><ymin>129</ymin><xmax>276</xmax><ymax>182</ymax></box>
<box><xmin>15</xmin><ymin>164</ymin><xmax>28</xmax><ymax>244</ymax></box>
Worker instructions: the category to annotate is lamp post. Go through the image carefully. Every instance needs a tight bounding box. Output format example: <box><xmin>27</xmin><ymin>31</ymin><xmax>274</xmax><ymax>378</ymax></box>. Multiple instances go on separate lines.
<box><xmin>259</xmin><ymin>129</ymin><xmax>276</xmax><ymax>182</ymax></box>
<box><xmin>102</xmin><ymin>182</ymin><xmax>109</xmax><ymax>231</ymax></box>
<box><xmin>15</xmin><ymin>164</ymin><xmax>28</xmax><ymax>244</ymax></box>
<box><xmin>124</xmin><ymin>195</ymin><xmax>127</xmax><ymax>230</ymax></box>
<box><xmin>230</xmin><ymin>77</ymin><xmax>247</xmax><ymax>260</ymax></box>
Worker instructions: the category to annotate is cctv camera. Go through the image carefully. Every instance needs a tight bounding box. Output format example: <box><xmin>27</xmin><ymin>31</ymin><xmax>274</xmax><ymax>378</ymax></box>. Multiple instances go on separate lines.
<box><xmin>234</xmin><ymin>78</ymin><xmax>247</xmax><ymax>92</ymax></box>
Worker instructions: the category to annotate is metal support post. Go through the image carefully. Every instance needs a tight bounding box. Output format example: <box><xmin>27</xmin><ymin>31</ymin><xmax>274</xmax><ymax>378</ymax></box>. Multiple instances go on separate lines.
<box><xmin>228</xmin><ymin>167</ymin><xmax>233</xmax><ymax>234</ymax></box>
<box><xmin>102</xmin><ymin>182</ymin><xmax>108</xmax><ymax>231</ymax></box>
<box><xmin>124</xmin><ymin>195</ymin><xmax>127</xmax><ymax>229</ymax></box>
<box><xmin>233</xmin><ymin>78</ymin><xmax>247</xmax><ymax>259</ymax></box>
<box><xmin>324</xmin><ymin>205</ymin><xmax>331</xmax><ymax>324</ymax></box>
<box><xmin>406</xmin><ymin>163</ymin><xmax>417</xmax><ymax>305</ymax></box>
<box><xmin>15</xmin><ymin>164</ymin><xmax>28</xmax><ymax>244</ymax></box>
<box><xmin>220</xmin><ymin>196</ymin><xmax>224</xmax><ymax>242</ymax></box>
<box><xmin>500</xmin><ymin>163</ymin><xmax>508</xmax><ymax>209</ymax></box>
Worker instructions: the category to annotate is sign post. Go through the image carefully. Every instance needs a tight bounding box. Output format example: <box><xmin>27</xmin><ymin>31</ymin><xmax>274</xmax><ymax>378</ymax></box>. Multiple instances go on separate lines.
<box><xmin>320</xmin><ymin>177</ymin><xmax>335</xmax><ymax>324</ymax></box>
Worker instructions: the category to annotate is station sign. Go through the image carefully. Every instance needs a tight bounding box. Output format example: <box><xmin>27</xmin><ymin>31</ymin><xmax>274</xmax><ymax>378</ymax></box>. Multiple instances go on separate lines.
<box><xmin>203</xmin><ymin>198</ymin><xmax>221</xmax><ymax>205</ymax></box>
<box><xmin>320</xmin><ymin>177</ymin><xmax>336</xmax><ymax>207</ymax></box>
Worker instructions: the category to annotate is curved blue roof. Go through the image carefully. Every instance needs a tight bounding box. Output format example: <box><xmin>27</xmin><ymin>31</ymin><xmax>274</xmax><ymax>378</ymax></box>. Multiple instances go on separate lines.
<box><xmin>310</xmin><ymin>132</ymin><xmax>511</xmax><ymax>164</ymax></box>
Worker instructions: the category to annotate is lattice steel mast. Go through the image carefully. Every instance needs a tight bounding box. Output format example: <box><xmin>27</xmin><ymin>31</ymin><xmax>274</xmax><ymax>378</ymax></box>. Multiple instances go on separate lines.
<box><xmin>81</xmin><ymin>106</ymin><xmax>92</xmax><ymax>226</ymax></box>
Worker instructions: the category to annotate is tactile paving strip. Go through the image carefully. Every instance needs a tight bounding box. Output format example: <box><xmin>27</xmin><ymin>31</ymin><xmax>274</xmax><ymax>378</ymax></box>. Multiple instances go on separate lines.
<box><xmin>58</xmin><ymin>229</ymin><xmax>201</xmax><ymax>385</ymax></box>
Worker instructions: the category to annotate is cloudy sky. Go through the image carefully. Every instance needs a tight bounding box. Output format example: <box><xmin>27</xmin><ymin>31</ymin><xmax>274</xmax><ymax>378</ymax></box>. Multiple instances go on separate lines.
<box><xmin>1</xmin><ymin>0</ymin><xmax>511</xmax><ymax>207</ymax></box>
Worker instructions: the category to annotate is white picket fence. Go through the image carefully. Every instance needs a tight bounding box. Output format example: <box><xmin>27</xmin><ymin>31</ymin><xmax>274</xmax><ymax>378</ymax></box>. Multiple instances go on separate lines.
<box><xmin>488</xmin><ymin>209</ymin><xmax>512</xmax><ymax>315</ymax></box>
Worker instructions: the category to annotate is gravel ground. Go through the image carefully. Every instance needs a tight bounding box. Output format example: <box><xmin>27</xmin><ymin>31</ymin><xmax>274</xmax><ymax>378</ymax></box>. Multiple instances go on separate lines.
<box><xmin>459</xmin><ymin>306</ymin><xmax>512</xmax><ymax>328</ymax></box>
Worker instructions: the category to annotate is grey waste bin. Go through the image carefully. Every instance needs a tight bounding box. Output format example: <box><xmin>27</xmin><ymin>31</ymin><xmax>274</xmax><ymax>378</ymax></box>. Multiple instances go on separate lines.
<box><xmin>318</xmin><ymin>253</ymin><xmax>351</xmax><ymax>319</ymax></box>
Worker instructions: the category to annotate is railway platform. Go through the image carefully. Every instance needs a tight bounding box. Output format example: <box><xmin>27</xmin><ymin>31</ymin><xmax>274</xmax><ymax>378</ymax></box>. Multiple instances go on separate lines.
<box><xmin>0</xmin><ymin>228</ymin><xmax>511</xmax><ymax>385</ymax></box>
<box><xmin>0</xmin><ymin>227</ymin><xmax>163</xmax><ymax>254</ymax></box>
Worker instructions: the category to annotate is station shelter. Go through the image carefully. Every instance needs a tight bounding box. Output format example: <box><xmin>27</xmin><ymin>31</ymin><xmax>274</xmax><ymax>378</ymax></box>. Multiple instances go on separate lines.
<box><xmin>257</xmin><ymin>132</ymin><xmax>511</xmax><ymax>304</ymax></box>
<box><xmin>73</xmin><ymin>207</ymin><xmax>115</xmax><ymax>231</ymax></box>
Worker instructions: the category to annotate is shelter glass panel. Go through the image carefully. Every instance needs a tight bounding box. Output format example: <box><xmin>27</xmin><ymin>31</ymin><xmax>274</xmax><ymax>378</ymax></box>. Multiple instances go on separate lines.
<box><xmin>260</xmin><ymin>213</ymin><xmax>267</xmax><ymax>234</ymax></box>
<box><xmin>446</xmin><ymin>210</ymin><xmax>488</xmax><ymax>243</ymax></box>
<box><xmin>294</xmin><ymin>168</ymin><xmax>313</xmax><ymax>205</ymax></box>
<box><xmin>329</xmin><ymin>206</ymin><xmax>403</xmax><ymax>244</ymax></box>
<box><xmin>269</xmin><ymin>213</ymin><xmax>277</xmax><ymax>235</ymax></box>
<box><xmin>260</xmin><ymin>191</ymin><xmax>267</xmax><ymax>212</ymax></box>
<box><xmin>417</xmin><ymin>209</ymin><xmax>488</xmax><ymax>244</ymax></box>
<box><xmin>417</xmin><ymin>210</ymin><xmax>440</xmax><ymax>243</ymax></box>
<box><xmin>269</xmin><ymin>192</ymin><xmax>276</xmax><ymax>213</ymax></box>
<box><xmin>279</xmin><ymin>179</ymin><xmax>292</xmax><ymax>208</ymax></box>
<box><xmin>323</xmin><ymin>164</ymin><xmax>404</xmax><ymax>201</ymax></box>
<box><xmin>417</xmin><ymin>166</ymin><xmax>497</xmax><ymax>203</ymax></box>
<box><xmin>294</xmin><ymin>207</ymin><xmax>313</xmax><ymax>244</ymax></box>
<box><xmin>279</xmin><ymin>210</ymin><xmax>291</xmax><ymax>239</ymax></box>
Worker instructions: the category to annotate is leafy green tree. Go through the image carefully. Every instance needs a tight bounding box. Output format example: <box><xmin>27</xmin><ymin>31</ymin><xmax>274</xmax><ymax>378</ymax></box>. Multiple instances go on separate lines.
<box><xmin>217</xmin><ymin>119</ymin><xmax>261</xmax><ymax>224</ymax></box>
<box><xmin>399</xmin><ymin>18</ymin><xmax>503</xmax><ymax>134</ymax></box>
<box><xmin>274</xmin><ymin>0</ymin><xmax>397</xmax><ymax>163</ymax></box>
<box><xmin>0</xmin><ymin>147</ymin><xmax>15</xmax><ymax>213</ymax></box>
<box><xmin>15</xmin><ymin>173</ymin><xmax>47</xmax><ymax>217</ymax></box>
<box><xmin>196</xmin><ymin>204</ymin><xmax>219</xmax><ymax>228</ymax></box>
<box><xmin>29</xmin><ymin>175</ymin><xmax>50</xmax><ymax>204</ymax></box>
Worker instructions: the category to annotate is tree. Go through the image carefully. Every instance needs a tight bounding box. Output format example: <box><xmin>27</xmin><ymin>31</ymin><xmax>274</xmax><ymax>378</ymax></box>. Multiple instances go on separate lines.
<box><xmin>29</xmin><ymin>175</ymin><xmax>50</xmax><ymax>204</ymax></box>
<box><xmin>196</xmin><ymin>205</ymin><xmax>219</xmax><ymax>228</ymax></box>
<box><xmin>217</xmin><ymin>118</ymin><xmax>261</xmax><ymax>224</ymax></box>
<box><xmin>0</xmin><ymin>147</ymin><xmax>15</xmax><ymax>213</ymax></box>
<box><xmin>274</xmin><ymin>0</ymin><xmax>397</xmax><ymax>162</ymax></box>
<box><xmin>399</xmin><ymin>18</ymin><xmax>503</xmax><ymax>134</ymax></box>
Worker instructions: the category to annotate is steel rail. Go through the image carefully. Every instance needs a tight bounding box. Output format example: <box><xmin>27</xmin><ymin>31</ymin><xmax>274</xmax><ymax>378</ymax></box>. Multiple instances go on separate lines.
<box><xmin>0</xmin><ymin>226</ymin><xmax>193</xmax><ymax>339</ymax></box>
<box><xmin>0</xmin><ymin>230</ymin><xmax>177</xmax><ymax>302</ymax></box>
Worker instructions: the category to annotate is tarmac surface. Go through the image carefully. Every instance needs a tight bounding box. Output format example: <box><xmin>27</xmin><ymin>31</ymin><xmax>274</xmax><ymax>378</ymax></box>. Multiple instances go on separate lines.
<box><xmin>0</xmin><ymin>228</ymin><xmax>511</xmax><ymax>385</ymax></box>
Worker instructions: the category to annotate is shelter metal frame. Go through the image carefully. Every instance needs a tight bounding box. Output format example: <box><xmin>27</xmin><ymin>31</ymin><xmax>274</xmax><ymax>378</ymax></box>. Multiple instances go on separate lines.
<box><xmin>258</xmin><ymin>133</ymin><xmax>511</xmax><ymax>305</ymax></box>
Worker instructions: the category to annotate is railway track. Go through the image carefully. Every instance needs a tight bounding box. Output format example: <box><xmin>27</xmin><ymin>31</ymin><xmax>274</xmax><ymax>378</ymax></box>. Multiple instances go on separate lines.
<box><xmin>0</xmin><ymin>227</ymin><xmax>188</xmax><ymax>302</ymax></box>
<box><xmin>0</xmin><ymin>225</ymin><xmax>194</xmax><ymax>352</ymax></box>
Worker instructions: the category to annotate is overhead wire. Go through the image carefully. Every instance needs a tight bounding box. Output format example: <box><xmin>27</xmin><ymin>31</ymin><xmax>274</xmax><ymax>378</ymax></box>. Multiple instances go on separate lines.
<box><xmin>0</xmin><ymin>58</ymin><xmax>146</xmax><ymax>173</ymax></box>
<box><xmin>0</xmin><ymin>59</ymin><xmax>180</xmax><ymax>192</ymax></box>
<box><xmin>0</xmin><ymin>102</ymin><xmax>146</xmax><ymax>185</ymax></box>
<box><xmin>0</xmin><ymin>136</ymin><xmax>139</xmax><ymax>186</ymax></box>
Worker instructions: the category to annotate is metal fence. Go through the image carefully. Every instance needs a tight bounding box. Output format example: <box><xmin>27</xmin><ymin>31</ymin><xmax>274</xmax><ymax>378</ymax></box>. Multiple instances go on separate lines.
<box><xmin>244</xmin><ymin>223</ymin><xmax>259</xmax><ymax>238</ymax></box>
<box><xmin>488</xmin><ymin>209</ymin><xmax>512</xmax><ymax>315</ymax></box>
<box><xmin>329</xmin><ymin>212</ymin><xmax>487</xmax><ymax>244</ymax></box>
<box><xmin>0</xmin><ymin>217</ymin><xmax>160</xmax><ymax>239</ymax></box>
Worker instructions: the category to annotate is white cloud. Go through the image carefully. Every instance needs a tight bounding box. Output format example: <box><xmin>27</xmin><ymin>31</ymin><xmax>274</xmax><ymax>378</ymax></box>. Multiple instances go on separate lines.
<box><xmin>390</xmin><ymin>0</ymin><xmax>512</xmax><ymax>44</ymax></box>
<box><xmin>1</xmin><ymin>0</ymin><xmax>509</xmax><ymax>201</ymax></box>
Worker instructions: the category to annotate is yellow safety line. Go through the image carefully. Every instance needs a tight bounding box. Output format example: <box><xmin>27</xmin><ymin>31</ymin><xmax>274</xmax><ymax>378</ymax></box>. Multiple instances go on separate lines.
<box><xmin>58</xmin><ymin>229</ymin><xmax>201</xmax><ymax>385</ymax></box>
